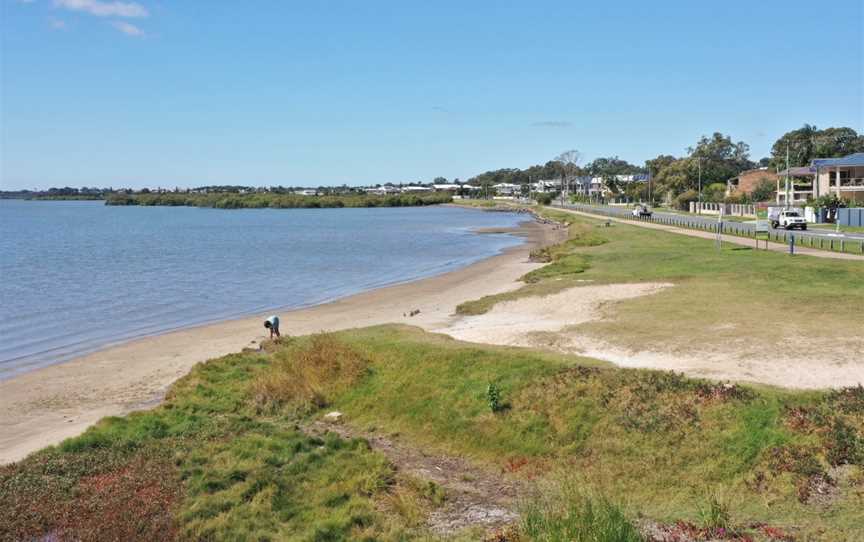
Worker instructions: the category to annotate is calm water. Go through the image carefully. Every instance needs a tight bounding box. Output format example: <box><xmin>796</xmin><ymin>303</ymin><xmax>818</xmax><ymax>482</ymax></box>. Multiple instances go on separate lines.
<box><xmin>0</xmin><ymin>200</ymin><xmax>525</xmax><ymax>379</ymax></box>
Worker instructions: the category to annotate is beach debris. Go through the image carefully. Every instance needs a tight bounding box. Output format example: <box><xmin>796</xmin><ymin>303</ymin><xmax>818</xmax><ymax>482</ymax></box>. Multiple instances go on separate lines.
<box><xmin>407</xmin><ymin>309</ymin><xmax>421</xmax><ymax>317</ymax></box>
<box><xmin>323</xmin><ymin>411</ymin><xmax>343</xmax><ymax>423</ymax></box>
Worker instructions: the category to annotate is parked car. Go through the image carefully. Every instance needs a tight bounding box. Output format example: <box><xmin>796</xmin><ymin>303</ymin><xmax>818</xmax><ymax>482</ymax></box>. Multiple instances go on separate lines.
<box><xmin>767</xmin><ymin>207</ymin><xmax>807</xmax><ymax>230</ymax></box>
<box><xmin>632</xmin><ymin>205</ymin><xmax>652</xmax><ymax>218</ymax></box>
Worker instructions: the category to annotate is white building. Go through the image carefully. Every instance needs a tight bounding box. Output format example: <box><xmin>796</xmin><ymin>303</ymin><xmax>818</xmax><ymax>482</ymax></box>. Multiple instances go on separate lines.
<box><xmin>401</xmin><ymin>185</ymin><xmax>433</xmax><ymax>193</ymax></box>
<box><xmin>432</xmin><ymin>184</ymin><xmax>461</xmax><ymax>192</ymax></box>
<box><xmin>493</xmin><ymin>183</ymin><xmax>521</xmax><ymax>196</ymax></box>
<box><xmin>366</xmin><ymin>186</ymin><xmax>401</xmax><ymax>195</ymax></box>
<box><xmin>531</xmin><ymin>180</ymin><xmax>559</xmax><ymax>193</ymax></box>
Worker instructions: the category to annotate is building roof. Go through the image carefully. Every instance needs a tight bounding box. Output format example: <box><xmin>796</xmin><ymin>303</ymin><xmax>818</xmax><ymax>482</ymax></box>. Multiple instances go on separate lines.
<box><xmin>776</xmin><ymin>166</ymin><xmax>815</xmax><ymax>177</ymax></box>
<box><xmin>812</xmin><ymin>152</ymin><xmax>864</xmax><ymax>168</ymax></box>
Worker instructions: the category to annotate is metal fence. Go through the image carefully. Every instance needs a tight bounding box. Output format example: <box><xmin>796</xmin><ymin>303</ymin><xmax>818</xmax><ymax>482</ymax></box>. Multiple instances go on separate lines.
<box><xmin>838</xmin><ymin>208</ymin><xmax>864</xmax><ymax>227</ymax></box>
<box><xmin>563</xmin><ymin>203</ymin><xmax>864</xmax><ymax>255</ymax></box>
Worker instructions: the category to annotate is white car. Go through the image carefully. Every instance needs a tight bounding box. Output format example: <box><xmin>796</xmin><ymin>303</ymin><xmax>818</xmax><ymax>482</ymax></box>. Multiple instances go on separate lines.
<box><xmin>632</xmin><ymin>205</ymin><xmax>652</xmax><ymax>218</ymax></box>
<box><xmin>769</xmin><ymin>209</ymin><xmax>807</xmax><ymax>230</ymax></box>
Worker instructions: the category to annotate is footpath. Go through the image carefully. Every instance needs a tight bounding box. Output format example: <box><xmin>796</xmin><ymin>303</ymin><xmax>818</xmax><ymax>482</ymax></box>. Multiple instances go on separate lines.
<box><xmin>551</xmin><ymin>206</ymin><xmax>864</xmax><ymax>261</ymax></box>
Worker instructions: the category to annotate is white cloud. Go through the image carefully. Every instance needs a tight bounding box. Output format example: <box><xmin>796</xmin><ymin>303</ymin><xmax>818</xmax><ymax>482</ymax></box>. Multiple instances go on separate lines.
<box><xmin>110</xmin><ymin>20</ymin><xmax>144</xmax><ymax>36</ymax></box>
<box><xmin>54</xmin><ymin>0</ymin><xmax>148</xmax><ymax>18</ymax></box>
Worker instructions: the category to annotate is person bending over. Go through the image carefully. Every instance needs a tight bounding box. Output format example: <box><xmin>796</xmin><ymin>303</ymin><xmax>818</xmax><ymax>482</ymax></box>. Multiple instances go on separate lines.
<box><xmin>263</xmin><ymin>315</ymin><xmax>281</xmax><ymax>339</ymax></box>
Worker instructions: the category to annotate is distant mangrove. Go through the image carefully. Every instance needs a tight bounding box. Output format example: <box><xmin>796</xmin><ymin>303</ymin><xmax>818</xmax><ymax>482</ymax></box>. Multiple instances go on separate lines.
<box><xmin>104</xmin><ymin>192</ymin><xmax>453</xmax><ymax>209</ymax></box>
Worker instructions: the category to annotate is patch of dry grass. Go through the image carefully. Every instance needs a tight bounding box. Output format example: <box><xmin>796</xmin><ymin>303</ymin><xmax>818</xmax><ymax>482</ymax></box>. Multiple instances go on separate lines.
<box><xmin>250</xmin><ymin>334</ymin><xmax>370</xmax><ymax>414</ymax></box>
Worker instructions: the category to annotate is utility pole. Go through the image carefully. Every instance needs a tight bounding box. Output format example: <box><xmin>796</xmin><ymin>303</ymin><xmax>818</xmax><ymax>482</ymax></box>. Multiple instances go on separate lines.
<box><xmin>697</xmin><ymin>158</ymin><xmax>702</xmax><ymax>214</ymax></box>
<box><xmin>647</xmin><ymin>167</ymin><xmax>652</xmax><ymax>206</ymax></box>
<box><xmin>785</xmin><ymin>144</ymin><xmax>791</xmax><ymax>208</ymax></box>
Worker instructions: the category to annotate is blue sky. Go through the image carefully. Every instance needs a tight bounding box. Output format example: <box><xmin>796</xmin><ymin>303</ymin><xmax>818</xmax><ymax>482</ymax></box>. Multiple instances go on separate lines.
<box><xmin>1</xmin><ymin>0</ymin><xmax>862</xmax><ymax>190</ymax></box>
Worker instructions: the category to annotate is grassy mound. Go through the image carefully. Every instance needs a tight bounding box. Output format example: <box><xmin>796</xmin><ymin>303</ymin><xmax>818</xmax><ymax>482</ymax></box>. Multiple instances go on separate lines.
<box><xmin>1</xmin><ymin>348</ymin><xmax>425</xmax><ymax>541</ymax></box>
<box><xmin>2</xmin><ymin>328</ymin><xmax>862</xmax><ymax>540</ymax></box>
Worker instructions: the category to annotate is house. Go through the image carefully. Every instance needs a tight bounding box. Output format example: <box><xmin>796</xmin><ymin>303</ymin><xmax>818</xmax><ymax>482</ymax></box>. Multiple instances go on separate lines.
<box><xmin>401</xmin><ymin>185</ymin><xmax>433</xmax><ymax>193</ymax></box>
<box><xmin>531</xmin><ymin>180</ymin><xmax>560</xmax><ymax>193</ymax></box>
<box><xmin>773</xmin><ymin>153</ymin><xmax>864</xmax><ymax>205</ymax></box>
<box><xmin>812</xmin><ymin>152</ymin><xmax>864</xmax><ymax>204</ymax></box>
<box><xmin>572</xmin><ymin>174</ymin><xmax>648</xmax><ymax>199</ymax></box>
<box><xmin>366</xmin><ymin>185</ymin><xmax>401</xmax><ymax>195</ymax></box>
<box><xmin>492</xmin><ymin>183</ymin><xmax>521</xmax><ymax>196</ymax></box>
<box><xmin>726</xmin><ymin>168</ymin><xmax>778</xmax><ymax>199</ymax></box>
<box><xmin>293</xmin><ymin>189</ymin><xmax>318</xmax><ymax>196</ymax></box>
<box><xmin>774</xmin><ymin>166</ymin><xmax>813</xmax><ymax>205</ymax></box>
<box><xmin>432</xmin><ymin>184</ymin><xmax>461</xmax><ymax>192</ymax></box>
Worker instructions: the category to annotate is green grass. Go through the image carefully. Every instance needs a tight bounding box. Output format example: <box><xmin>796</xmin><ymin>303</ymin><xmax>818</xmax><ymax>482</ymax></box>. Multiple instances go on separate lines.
<box><xmin>3</xmin><ymin>328</ymin><xmax>863</xmax><ymax>539</ymax></box>
<box><xmin>323</xmin><ymin>327</ymin><xmax>864</xmax><ymax>539</ymax></box>
<box><xmin>458</xmin><ymin>206</ymin><xmax>864</xmax><ymax>362</ymax></box>
<box><xmin>520</xmin><ymin>484</ymin><xmax>643</xmax><ymax>542</ymax></box>
<box><xmin>0</xmin><ymin>350</ymin><xmax>430</xmax><ymax>541</ymax></box>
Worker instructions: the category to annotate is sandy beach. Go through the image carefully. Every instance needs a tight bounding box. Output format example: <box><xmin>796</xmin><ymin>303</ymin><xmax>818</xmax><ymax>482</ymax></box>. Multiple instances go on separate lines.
<box><xmin>5</xmin><ymin>209</ymin><xmax>862</xmax><ymax>465</ymax></box>
<box><xmin>0</xmin><ymin>219</ymin><xmax>565</xmax><ymax>464</ymax></box>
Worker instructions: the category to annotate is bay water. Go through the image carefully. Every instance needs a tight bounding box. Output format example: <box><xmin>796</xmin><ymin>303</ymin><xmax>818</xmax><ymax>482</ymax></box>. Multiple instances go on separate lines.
<box><xmin>0</xmin><ymin>200</ymin><xmax>525</xmax><ymax>379</ymax></box>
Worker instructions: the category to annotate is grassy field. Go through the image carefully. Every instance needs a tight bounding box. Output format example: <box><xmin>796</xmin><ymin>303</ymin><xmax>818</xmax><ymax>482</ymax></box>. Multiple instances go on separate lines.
<box><xmin>4</xmin><ymin>328</ymin><xmax>861</xmax><ymax>540</ymax></box>
<box><xmin>456</xmin><ymin>205</ymin><xmax>864</xmax><ymax>361</ymax></box>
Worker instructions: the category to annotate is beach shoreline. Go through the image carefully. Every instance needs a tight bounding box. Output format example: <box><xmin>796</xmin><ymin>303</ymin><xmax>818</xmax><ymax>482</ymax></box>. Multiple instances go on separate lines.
<box><xmin>0</xmin><ymin>218</ymin><xmax>564</xmax><ymax>465</ymax></box>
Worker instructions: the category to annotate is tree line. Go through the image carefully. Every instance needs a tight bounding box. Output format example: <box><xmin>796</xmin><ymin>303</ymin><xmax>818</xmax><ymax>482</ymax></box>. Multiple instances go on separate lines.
<box><xmin>463</xmin><ymin>125</ymin><xmax>864</xmax><ymax>208</ymax></box>
<box><xmin>104</xmin><ymin>192</ymin><xmax>453</xmax><ymax>209</ymax></box>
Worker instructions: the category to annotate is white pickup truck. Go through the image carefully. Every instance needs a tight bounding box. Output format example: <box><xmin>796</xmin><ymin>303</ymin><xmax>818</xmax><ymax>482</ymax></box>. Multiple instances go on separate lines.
<box><xmin>631</xmin><ymin>205</ymin><xmax>652</xmax><ymax>218</ymax></box>
<box><xmin>768</xmin><ymin>207</ymin><xmax>807</xmax><ymax>230</ymax></box>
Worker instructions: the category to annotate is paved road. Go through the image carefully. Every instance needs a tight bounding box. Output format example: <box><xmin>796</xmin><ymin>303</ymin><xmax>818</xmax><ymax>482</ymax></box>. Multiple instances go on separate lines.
<box><xmin>561</xmin><ymin>203</ymin><xmax>864</xmax><ymax>243</ymax></box>
<box><xmin>553</xmin><ymin>206</ymin><xmax>864</xmax><ymax>261</ymax></box>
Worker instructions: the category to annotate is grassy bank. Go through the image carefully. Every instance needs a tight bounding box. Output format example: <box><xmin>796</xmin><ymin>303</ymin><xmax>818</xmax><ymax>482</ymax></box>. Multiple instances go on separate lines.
<box><xmin>3</xmin><ymin>328</ymin><xmax>862</xmax><ymax>540</ymax></box>
<box><xmin>455</xmin><ymin>205</ymin><xmax>864</xmax><ymax>363</ymax></box>
<box><xmin>104</xmin><ymin>192</ymin><xmax>452</xmax><ymax>209</ymax></box>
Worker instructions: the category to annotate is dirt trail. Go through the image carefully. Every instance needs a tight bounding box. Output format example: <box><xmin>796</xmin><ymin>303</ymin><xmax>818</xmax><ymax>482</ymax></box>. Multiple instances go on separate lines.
<box><xmin>304</xmin><ymin>420</ymin><xmax>526</xmax><ymax>536</ymax></box>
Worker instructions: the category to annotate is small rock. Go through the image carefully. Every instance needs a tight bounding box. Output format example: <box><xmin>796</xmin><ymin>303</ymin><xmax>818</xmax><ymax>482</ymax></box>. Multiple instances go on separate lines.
<box><xmin>323</xmin><ymin>411</ymin><xmax>343</xmax><ymax>423</ymax></box>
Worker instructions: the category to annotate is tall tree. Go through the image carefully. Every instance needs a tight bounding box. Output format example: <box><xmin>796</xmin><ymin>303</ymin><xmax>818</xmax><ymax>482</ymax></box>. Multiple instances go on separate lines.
<box><xmin>770</xmin><ymin>125</ymin><xmax>864</xmax><ymax>170</ymax></box>
<box><xmin>688</xmin><ymin>132</ymin><xmax>754</xmax><ymax>185</ymax></box>
<box><xmin>552</xmin><ymin>150</ymin><xmax>582</xmax><ymax>203</ymax></box>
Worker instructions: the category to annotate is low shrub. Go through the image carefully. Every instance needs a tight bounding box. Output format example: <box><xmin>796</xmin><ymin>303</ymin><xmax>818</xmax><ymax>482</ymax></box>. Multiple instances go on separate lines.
<box><xmin>696</xmin><ymin>490</ymin><xmax>731</xmax><ymax>533</ymax></box>
<box><xmin>487</xmin><ymin>382</ymin><xmax>503</xmax><ymax>413</ymax></box>
<box><xmin>520</xmin><ymin>484</ymin><xmax>642</xmax><ymax>542</ymax></box>
<box><xmin>250</xmin><ymin>334</ymin><xmax>369</xmax><ymax>414</ymax></box>
<box><xmin>534</xmin><ymin>193</ymin><xmax>553</xmax><ymax>206</ymax></box>
<box><xmin>824</xmin><ymin>419</ymin><xmax>863</xmax><ymax>467</ymax></box>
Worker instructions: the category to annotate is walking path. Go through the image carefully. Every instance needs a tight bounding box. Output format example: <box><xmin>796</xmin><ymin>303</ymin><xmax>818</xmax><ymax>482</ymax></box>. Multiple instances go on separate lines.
<box><xmin>553</xmin><ymin>207</ymin><xmax>864</xmax><ymax>261</ymax></box>
<box><xmin>304</xmin><ymin>420</ymin><xmax>523</xmax><ymax>536</ymax></box>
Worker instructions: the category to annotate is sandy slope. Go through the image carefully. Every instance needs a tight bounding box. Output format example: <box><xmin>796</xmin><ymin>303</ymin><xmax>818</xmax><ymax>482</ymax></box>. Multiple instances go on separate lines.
<box><xmin>0</xmin><ymin>221</ymin><xmax>564</xmax><ymax>465</ymax></box>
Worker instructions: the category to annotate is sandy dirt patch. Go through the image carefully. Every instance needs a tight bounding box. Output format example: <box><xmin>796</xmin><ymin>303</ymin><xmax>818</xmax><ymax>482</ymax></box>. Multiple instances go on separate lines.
<box><xmin>439</xmin><ymin>282</ymin><xmax>864</xmax><ymax>390</ymax></box>
<box><xmin>441</xmin><ymin>282</ymin><xmax>673</xmax><ymax>347</ymax></box>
